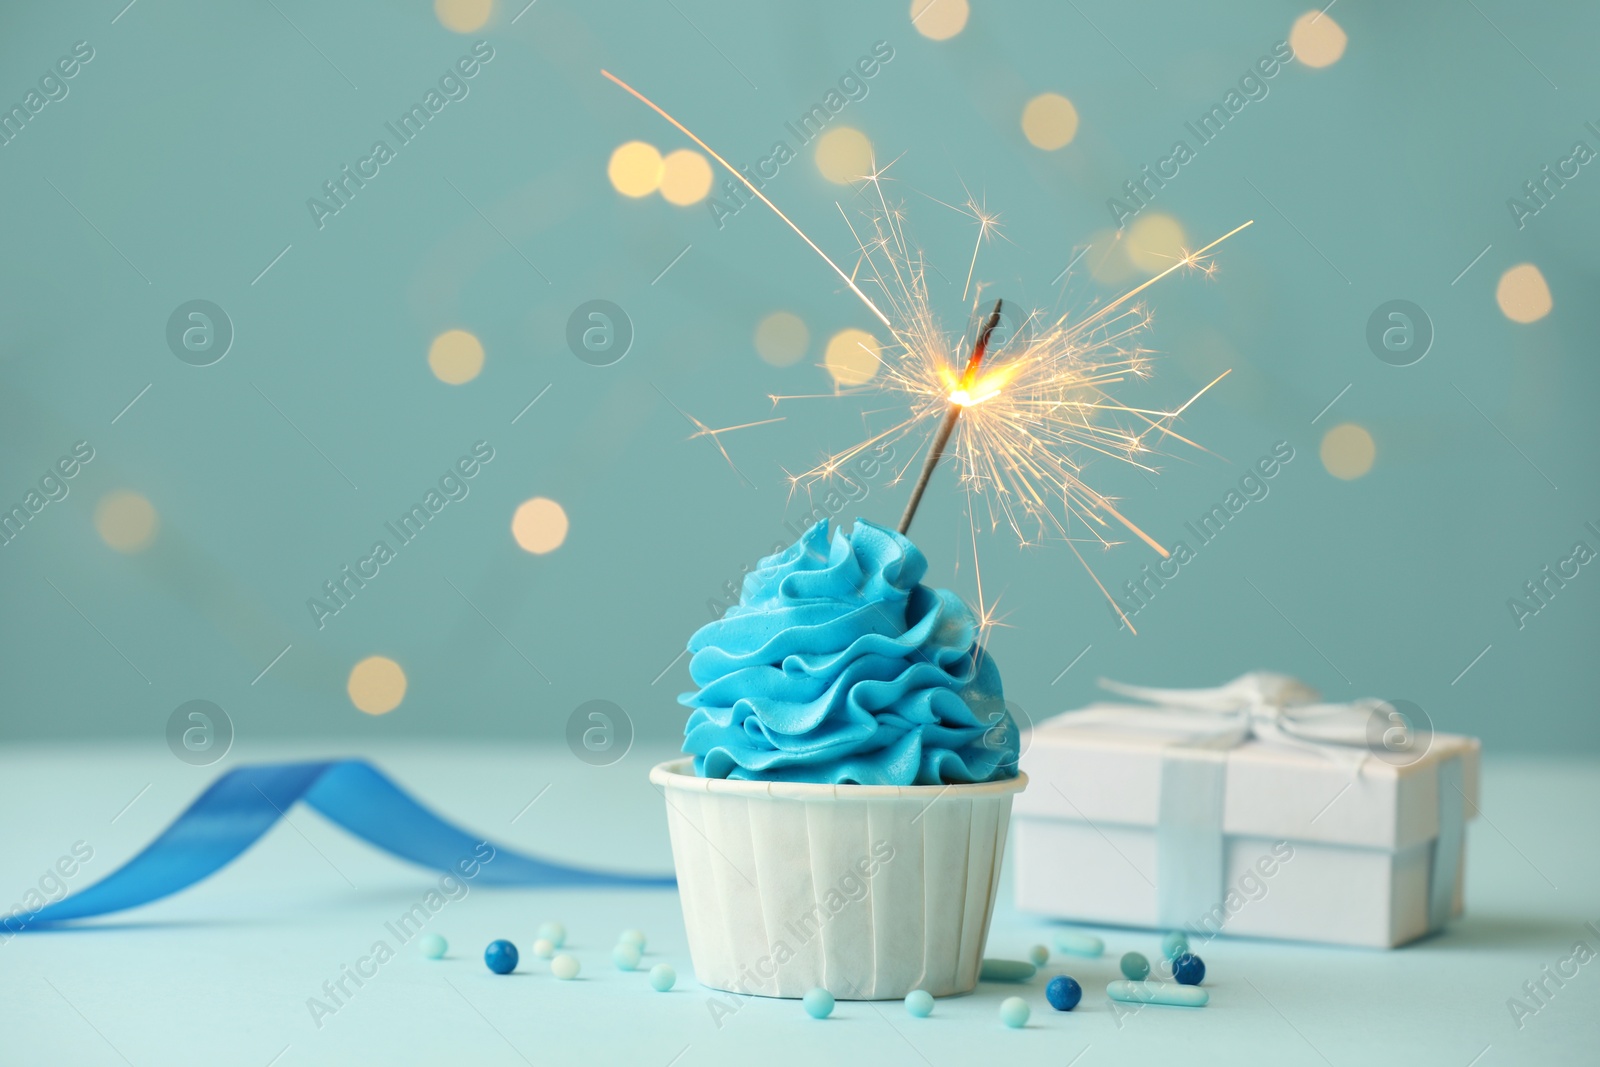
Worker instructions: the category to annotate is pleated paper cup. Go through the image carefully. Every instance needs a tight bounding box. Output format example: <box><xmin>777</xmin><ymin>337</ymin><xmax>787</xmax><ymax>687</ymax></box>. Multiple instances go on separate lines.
<box><xmin>650</xmin><ymin>758</ymin><xmax>1027</xmax><ymax>1000</ymax></box>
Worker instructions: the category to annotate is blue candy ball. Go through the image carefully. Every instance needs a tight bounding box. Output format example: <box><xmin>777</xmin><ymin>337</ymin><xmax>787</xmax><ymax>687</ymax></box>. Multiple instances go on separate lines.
<box><xmin>803</xmin><ymin>987</ymin><xmax>835</xmax><ymax>1019</ymax></box>
<box><xmin>1173</xmin><ymin>953</ymin><xmax>1206</xmax><ymax>986</ymax></box>
<box><xmin>1045</xmin><ymin>974</ymin><xmax>1082</xmax><ymax>1011</ymax></box>
<box><xmin>649</xmin><ymin>963</ymin><xmax>676</xmax><ymax>992</ymax></box>
<box><xmin>1161</xmin><ymin>931</ymin><xmax>1190</xmax><ymax>960</ymax></box>
<box><xmin>1120</xmin><ymin>951</ymin><xmax>1150</xmax><ymax>981</ymax></box>
<box><xmin>904</xmin><ymin>989</ymin><xmax>934</xmax><ymax>1018</ymax></box>
<box><xmin>484</xmin><ymin>939</ymin><xmax>519</xmax><ymax>975</ymax></box>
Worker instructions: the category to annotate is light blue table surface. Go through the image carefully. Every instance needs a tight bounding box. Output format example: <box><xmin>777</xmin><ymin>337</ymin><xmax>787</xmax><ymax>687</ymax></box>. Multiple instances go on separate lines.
<box><xmin>2</xmin><ymin>744</ymin><xmax>1595</xmax><ymax>1066</ymax></box>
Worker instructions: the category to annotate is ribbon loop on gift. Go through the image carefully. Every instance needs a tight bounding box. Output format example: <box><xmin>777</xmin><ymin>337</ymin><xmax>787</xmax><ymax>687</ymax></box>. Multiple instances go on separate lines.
<box><xmin>6</xmin><ymin>759</ymin><xmax>673</xmax><ymax>933</ymax></box>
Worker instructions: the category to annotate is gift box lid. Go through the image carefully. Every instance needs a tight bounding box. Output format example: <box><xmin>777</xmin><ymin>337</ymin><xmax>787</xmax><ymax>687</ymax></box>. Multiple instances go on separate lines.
<box><xmin>1015</xmin><ymin>703</ymin><xmax>1480</xmax><ymax>852</ymax></box>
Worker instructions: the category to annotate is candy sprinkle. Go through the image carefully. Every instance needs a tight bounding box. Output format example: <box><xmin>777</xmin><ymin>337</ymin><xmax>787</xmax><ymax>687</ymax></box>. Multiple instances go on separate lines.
<box><xmin>1053</xmin><ymin>930</ymin><xmax>1105</xmax><ymax>958</ymax></box>
<box><xmin>649</xmin><ymin>964</ymin><xmax>676</xmax><ymax>992</ymax></box>
<box><xmin>1045</xmin><ymin>975</ymin><xmax>1082</xmax><ymax>1011</ymax></box>
<box><xmin>418</xmin><ymin>933</ymin><xmax>447</xmax><ymax>960</ymax></box>
<box><xmin>484</xmin><ymin>940</ymin><xmax>518</xmax><ymax>975</ymax></box>
<box><xmin>551</xmin><ymin>954</ymin><xmax>580</xmax><ymax>980</ymax></box>
<box><xmin>539</xmin><ymin>921</ymin><xmax>567</xmax><ymax>948</ymax></box>
<box><xmin>803</xmin><ymin>988</ymin><xmax>835</xmax><ymax>1019</ymax></box>
<box><xmin>1120</xmin><ymin>951</ymin><xmax>1150</xmax><ymax>981</ymax></box>
<box><xmin>1000</xmin><ymin>996</ymin><xmax>1031</xmax><ymax>1028</ymax></box>
<box><xmin>1160</xmin><ymin>931</ymin><xmax>1190</xmax><ymax>961</ymax></box>
<box><xmin>613</xmin><ymin>942</ymin><xmax>643</xmax><ymax>971</ymax></box>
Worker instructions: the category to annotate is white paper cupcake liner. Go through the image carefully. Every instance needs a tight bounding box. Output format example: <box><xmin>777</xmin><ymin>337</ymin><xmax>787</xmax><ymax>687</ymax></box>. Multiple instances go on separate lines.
<box><xmin>650</xmin><ymin>758</ymin><xmax>1027</xmax><ymax>999</ymax></box>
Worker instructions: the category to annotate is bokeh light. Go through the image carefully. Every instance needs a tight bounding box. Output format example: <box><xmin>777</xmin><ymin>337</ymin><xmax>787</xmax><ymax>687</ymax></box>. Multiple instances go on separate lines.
<box><xmin>348</xmin><ymin>656</ymin><xmax>407</xmax><ymax>716</ymax></box>
<box><xmin>755</xmin><ymin>311</ymin><xmax>809</xmax><ymax>367</ymax></box>
<box><xmin>1021</xmin><ymin>93</ymin><xmax>1080</xmax><ymax>150</ymax></box>
<box><xmin>435</xmin><ymin>0</ymin><xmax>493</xmax><ymax>33</ymax></box>
<box><xmin>1290</xmin><ymin>10</ymin><xmax>1347</xmax><ymax>68</ymax></box>
<box><xmin>95</xmin><ymin>490</ymin><xmax>158</xmax><ymax>553</ymax></box>
<box><xmin>608</xmin><ymin>141</ymin><xmax>664</xmax><ymax>198</ymax></box>
<box><xmin>910</xmin><ymin>0</ymin><xmax>969</xmax><ymax>40</ymax></box>
<box><xmin>824</xmin><ymin>328</ymin><xmax>882</xmax><ymax>386</ymax></box>
<box><xmin>660</xmin><ymin>149</ymin><xmax>714</xmax><ymax>206</ymax></box>
<box><xmin>814</xmin><ymin>127</ymin><xmax>874</xmax><ymax>185</ymax></box>
<box><xmin>428</xmin><ymin>329</ymin><xmax>484</xmax><ymax>384</ymax></box>
<box><xmin>1496</xmin><ymin>263</ymin><xmax>1552</xmax><ymax>323</ymax></box>
<box><xmin>1321</xmin><ymin>423</ymin><xmax>1376</xmax><ymax>480</ymax></box>
<box><xmin>1125</xmin><ymin>214</ymin><xmax>1188</xmax><ymax>274</ymax></box>
<box><xmin>512</xmin><ymin>497</ymin><xmax>569</xmax><ymax>554</ymax></box>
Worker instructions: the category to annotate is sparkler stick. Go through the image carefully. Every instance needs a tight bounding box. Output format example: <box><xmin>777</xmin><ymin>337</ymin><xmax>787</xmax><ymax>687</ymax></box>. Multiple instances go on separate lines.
<box><xmin>897</xmin><ymin>299</ymin><xmax>1003</xmax><ymax>535</ymax></box>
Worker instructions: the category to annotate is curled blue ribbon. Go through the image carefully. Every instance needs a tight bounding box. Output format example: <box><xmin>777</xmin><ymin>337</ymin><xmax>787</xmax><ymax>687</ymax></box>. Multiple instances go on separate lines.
<box><xmin>9</xmin><ymin>759</ymin><xmax>672</xmax><ymax>931</ymax></box>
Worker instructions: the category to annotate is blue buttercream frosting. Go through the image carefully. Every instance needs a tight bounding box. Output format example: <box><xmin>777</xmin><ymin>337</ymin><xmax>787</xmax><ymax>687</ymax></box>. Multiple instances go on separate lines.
<box><xmin>679</xmin><ymin>519</ymin><xmax>1020</xmax><ymax>785</ymax></box>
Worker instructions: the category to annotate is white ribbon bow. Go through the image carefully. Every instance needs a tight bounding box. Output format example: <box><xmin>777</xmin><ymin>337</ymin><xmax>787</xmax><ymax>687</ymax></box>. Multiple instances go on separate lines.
<box><xmin>1083</xmin><ymin>671</ymin><xmax>1409</xmax><ymax>772</ymax></box>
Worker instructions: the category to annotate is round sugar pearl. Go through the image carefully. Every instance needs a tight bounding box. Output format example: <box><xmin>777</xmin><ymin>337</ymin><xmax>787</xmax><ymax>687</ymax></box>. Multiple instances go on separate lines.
<box><xmin>1120</xmin><ymin>951</ymin><xmax>1150</xmax><ymax>981</ymax></box>
<box><xmin>551</xmin><ymin>954</ymin><xmax>580</xmax><ymax>980</ymax></box>
<box><xmin>1000</xmin><ymin>996</ymin><xmax>1031</xmax><ymax>1028</ymax></box>
<box><xmin>1161</xmin><ymin>931</ymin><xmax>1189</xmax><ymax>960</ymax></box>
<box><xmin>418</xmin><ymin>933</ymin><xmax>447</xmax><ymax>960</ymax></box>
<box><xmin>1028</xmin><ymin>944</ymin><xmax>1049</xmax><ymax>966</ymax></box>
<box><xmin>484</xmin><ymin>939</ymin><xmax>518</xmax><ymax>975</ymax></box>
<box><xmin>1173</xmin><ymin>953</ymin><xmax>1206</xmax><ymax>986</ymax></box>
<box><xmin>538</xmin><ymin>921</ymin><xmax>567</xmax><ymax>948</ymax></box>
<box><xmin>619</xmin><ymin>929</ymin><xmax>647</xmax><ymax>951</ymax></box>
<box><xmin>802</xmin><ymin>988</ymin><xmax>835</xmax><ymax>1019</ymax></box>
<box><xmin>532</xmin><ymin>938</ymin><xmax>555</xmax><ymax>959</ymax></box>
<box><xmin>613</xmin><ymin>942</ymin><xmax>643</xmax><ymax>971</ymax></box>
<box><xmin>649</xmin><ymin>964</ymin><xmax>676</xmax><ymax>992</ymax></box>
<box><xmin>904</xmin><ymin>990</ymin><xmax>934</xmax><ymax>1018</ymax></box>
<box><xmin>1045</xmin><ymin>975</ymin><xmax>1081</xmax><ymax>1011</ymax></box>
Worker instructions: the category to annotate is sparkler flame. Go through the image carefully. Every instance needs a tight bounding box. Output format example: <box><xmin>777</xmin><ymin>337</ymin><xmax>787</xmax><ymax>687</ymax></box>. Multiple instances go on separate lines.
<box><xmin>602</xmin><ymin>69</ymin><xmax>1251</xmax><ymax>633</ymax></box>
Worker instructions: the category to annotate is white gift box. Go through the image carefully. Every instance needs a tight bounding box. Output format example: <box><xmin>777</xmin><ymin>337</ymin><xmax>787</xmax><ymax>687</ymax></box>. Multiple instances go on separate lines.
<box><xmin>1013</xmin><ymin>678</ymin><xmax>1480</xmax><ymax>948</ymax></box>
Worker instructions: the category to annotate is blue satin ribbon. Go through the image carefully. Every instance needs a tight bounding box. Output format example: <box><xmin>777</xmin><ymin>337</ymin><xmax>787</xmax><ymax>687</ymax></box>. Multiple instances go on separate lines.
<box><xmin>9</xmin><ymin>759</ymin><xmax>673</xmax><ymax>932</ymax></box>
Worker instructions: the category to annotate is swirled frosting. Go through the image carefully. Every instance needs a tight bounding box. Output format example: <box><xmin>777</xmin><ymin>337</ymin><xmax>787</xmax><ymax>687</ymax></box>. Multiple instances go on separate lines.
<box><xmin>679</xmin><ymin>519</ymin><xmax>1019</xmax><ymax>785</ymax></box>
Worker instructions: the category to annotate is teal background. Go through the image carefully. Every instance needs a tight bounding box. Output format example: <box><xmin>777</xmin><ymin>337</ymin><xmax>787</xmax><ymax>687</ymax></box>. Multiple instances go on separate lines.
<box><xmin>1</xmin><ymin>0</ymin><xmax>1595</xmax><ymax>753</ymax></box>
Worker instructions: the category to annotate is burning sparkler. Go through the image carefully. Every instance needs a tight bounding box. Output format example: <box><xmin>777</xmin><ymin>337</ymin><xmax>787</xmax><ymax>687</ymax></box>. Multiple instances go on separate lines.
<box><xmin>602</xmin><ymin>69</ymin><xmax>1250</xmax><ymax>630</ymax></box>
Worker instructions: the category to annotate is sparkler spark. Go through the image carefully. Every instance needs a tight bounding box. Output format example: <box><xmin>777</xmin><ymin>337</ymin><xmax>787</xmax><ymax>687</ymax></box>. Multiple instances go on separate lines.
<box><xmin>604</xmin><ymin>69</ymin><xmax>1251</xmax><ymax>632</ymax></box>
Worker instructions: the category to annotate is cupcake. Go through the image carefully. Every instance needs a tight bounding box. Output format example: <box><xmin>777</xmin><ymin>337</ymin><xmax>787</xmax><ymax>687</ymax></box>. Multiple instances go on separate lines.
<box><xmin>651</xmin><ymin>519</ymin><xmax>1026</xmax><ymax>999</ymax></box>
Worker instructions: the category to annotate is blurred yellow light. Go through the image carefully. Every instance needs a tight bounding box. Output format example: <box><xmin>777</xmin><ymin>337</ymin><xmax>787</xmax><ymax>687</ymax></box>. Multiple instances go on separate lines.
<box><xmin>660</xmin><ymin>149</ymin><xmax>714</xmax><ymax>206</ymax></box>
<box><xmin>1021</xmin><ymin>93</ymin><xmax>1080</xmax><ymax>150</ymax></box>
<box><xmin>428</xmin><ymin>329</ymin><xmax>484</xmax><ymax>384</ymax></box>
<box><xmin>1321</xmin><ymin>423</ymin><xmax>1375</xmax><ymax>480</ymax></box>
<box><xmin>1496</xmin><ymin>263</ymin><xmax>1552</xmax><ymax>323</ymax></box>
<box><xmin>512</xmin><ymin>497</ymin><xmax>568</xmax><ymax>554</ymax></box>
<box><xmin>348</xmin><ymin>656</ymin><xmax>407</xmax><ymax>716</ymax></box>
<box><xmin>1290</xmin><ymin>10</ymin><xmax>1347</xmax><ymax>68</ymax></box>
<box><xmin>755</xmin><ymin>311</ymin><xmax>809</xmax><ymax>367</ymax></box>
<box><xmin>608</xmin><ymin>141</ymin><xmax>664</xmax><ymax>198</ymax></box>
<box><xmin>435</xmin><ymin>0</ymin><xmax>494</xmax><ymax>33</ymax></box>
<box><xmin>95</xmin><ymin>490</ymin><xmax>158</xmax><ymax>553</ymax></box>
<box><xmin>911</xmin><ymin>0</ymin><xmax>969</xmax><ymax>40</ymax></box>
<box><xmin>1126</xmin><ymin>214</ymin><xmax>1189</xmax><ymax>274</ymax></box>
<box><xmin>824</xmin><ymin>328</ymin><xmax>882</xmax><ymax>386</ymax></box>
<box><xmin>814</xmin><ymin>127</ymin><xmax>874</xmax><ymax>185</ymax></box>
